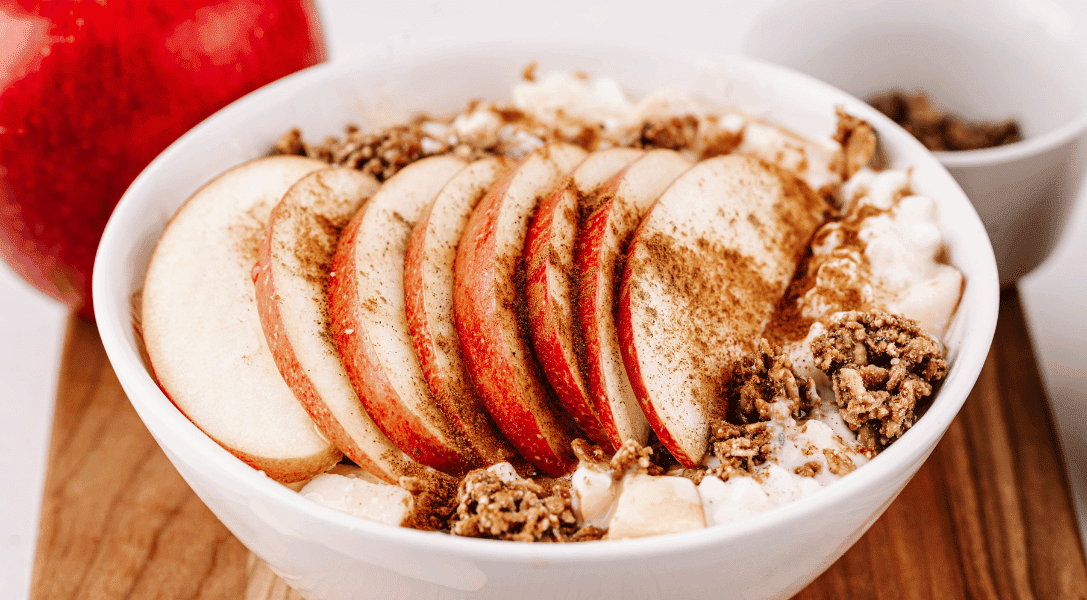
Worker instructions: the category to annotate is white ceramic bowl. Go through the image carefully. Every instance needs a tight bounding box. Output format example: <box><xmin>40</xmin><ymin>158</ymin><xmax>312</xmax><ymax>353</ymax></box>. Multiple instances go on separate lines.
<box><xmin>93</xmin><ymin>45</ymin><xmax>999</xmax><ymax>600</ymax></box>
<box><xmin>742</xmin><ymin>0</ymin><xmax>1087</xmax><ymax>285</ymax></box>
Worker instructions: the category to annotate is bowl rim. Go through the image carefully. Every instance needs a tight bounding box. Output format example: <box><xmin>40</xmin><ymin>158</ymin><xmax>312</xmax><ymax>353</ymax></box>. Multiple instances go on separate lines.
<box><xmin>93</xmin><ymin>42</ymin><xmax>1000</xmax><ymax>563</ymax></box>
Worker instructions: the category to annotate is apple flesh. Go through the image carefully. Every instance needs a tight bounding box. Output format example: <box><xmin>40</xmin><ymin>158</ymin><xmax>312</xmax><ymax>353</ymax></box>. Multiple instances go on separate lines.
<box><xmin>142</xmin><ymin>155</ymin><xmax>339</xmax><ymax>484</ymax></box>
<box><xmin>575</xmin><ymin>149</ymin><xmax>692</xmax><ymax>451</ymax></box>
<box><xmin>523</xmin><ymin>147</ymin><xmax>643</xmax><ymax>448</ymax></box>
<box><xmin>403</xmin><ymin>156</ymin><xmax>526</xmax><ymax>468</ymax></box>
<box><xmin>618</xmin><ymin>155</ymin><xmax>832</xmax><ymax>467</ymax></box>
<box><xmin>454</xmin><ymin>143</ymin><xmax>587</xmax><ymax>477</ymax></box>
<box><xmin>254</xmin><ymin>167</ymin><xmax>415</xmax><ymax>483</ymax></box>
<box><xmin>329</xmin><ymin>155</ymin><xmax>482</xmax><ymax>475</ymax></box>
<box><xmin>0</xmin><ymin>0</ymin><xmax>326</xmax><ymax>320</ymax></box>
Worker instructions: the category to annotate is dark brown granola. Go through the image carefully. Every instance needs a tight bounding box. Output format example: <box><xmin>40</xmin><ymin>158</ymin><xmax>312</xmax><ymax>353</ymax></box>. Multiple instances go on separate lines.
<box><xmin>708</xmin><ymin>420</ymin><xmax>774</xmax><ymax>480</ymax></box>
<box><xmin>794</xmin><ymin>461</ymin><xmax>822</xmax><ymax>478</ymax></box>
<box><xmin>725</xmin><ymin>339</ymin><xmax>818</xmax><ymax>424</ymax></box>
<box><xmin>867</xmin><ymin>90</ymin><xmax>1021</xmax><ymax>152</ymax></box>
<box><xmin>449</xmin><ymin>468</ymin><xmax>590</xmax><ymax>542</ymax></box>
<box><xmin>609</xmin><ymin>438</ymin><xmax>664</xmax><ymax>479</ymax></box>
<box><xmin>398</xmin><ymin>473</ymin><xmax>459</xmax><ymax>532</ymax></box>
<box><xmin>273</xmin><ymin>120</ymin><xmax>490</xmax><ymax>182</ymax></box>
<box><xmin>811</xmin><ymin>309</ymin><xmax>948</xmax><ymax>448</ymax></box>
<box><xmin>637</xmin><ymin>115</ymin><xmax>700</xmax><ymax>151</ymax></box>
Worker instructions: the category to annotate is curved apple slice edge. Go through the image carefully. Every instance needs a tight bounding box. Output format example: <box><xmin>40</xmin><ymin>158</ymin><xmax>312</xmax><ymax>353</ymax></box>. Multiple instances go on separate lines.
<box><xmin>453</xmin><ymin>144</ymin><xmax>588</xmax><ymax>477</ymax></box>
<box><xmin>576</xmin><ymin>149</ymin><xmax>694</xmax><ymax>452</ymax></box>
<box><xmin>403</xmin><ymin>157</ymin><xmax>529</xmax><ymax>468</ymax></box>
<box><xmin>254</xmin><ymin>167</ymin><xmax>414</xmax><ymax>484</ymax></box>
<box><xmin>328</xmin><ymin>156</ymin><xmax>481</xmax><ymax>476</ymax></box>
<box><xmin>523</xmin><ymin>148</ymin><xmax>644</xmax><ymax>449</ymax></box>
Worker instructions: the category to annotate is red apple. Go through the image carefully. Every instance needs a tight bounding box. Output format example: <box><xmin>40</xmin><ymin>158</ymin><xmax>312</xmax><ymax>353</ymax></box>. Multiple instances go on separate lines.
<box><xmin>523</xmin><ymin>147</ymin><xmax>643</xmax><ymax>448</ymax></box>
<box><xmin>575</xmin><ymin>149</ymin><xmax>691</xmax><ymax>451</ymax></box>
<box><xmin>0</xmin><ymin>0</ymin><xmax>326</xmax><ymax>320</ymax></box>
<box><xmin>617</xmin><ymin>155</ymin><xmax>831</xmax><ymax>467</ymax></box>
<box><xmin>454</xmin><ymin>143</ymin><xmax>587</xmax><ymax>477</ymax></box>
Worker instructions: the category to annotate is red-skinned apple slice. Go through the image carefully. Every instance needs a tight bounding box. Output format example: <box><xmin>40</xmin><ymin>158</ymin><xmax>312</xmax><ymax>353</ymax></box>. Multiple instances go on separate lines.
<box><xmin>142</xmin><ymin>155</ymin><xmax>339</xmax><ymax>483</ymax></box>
<box><xmin>455</xmin><ymin>143</ymin><xmax>587</xmax><ymax>477</ymax></box>
<box><xmin>329</xmin><ymin>155</ymin><xmax>480</xmax><ymax>475</ymax></box>
<box><xmin>576</xmin><ymin>149</ymin><xmax>692</xmax><ymax>451</ymax></box>
<box><xmin>523</xmin><ymin>147</ymin><xmax>643</xmax><ymax>447</ymax></box>
<box><xmin>404</xmin><ymin>157</ymin><xmax>526</xmax><ymax>467</ymax></box>
<box><xmin>618</xmin><ymin>155</ymin><xmax>832</xmax><ymax>467</ymax></box>
<box><xmin>254</xmin><ymin>167</ymin><xmax>416</xmax><ymax>483</ymax></box>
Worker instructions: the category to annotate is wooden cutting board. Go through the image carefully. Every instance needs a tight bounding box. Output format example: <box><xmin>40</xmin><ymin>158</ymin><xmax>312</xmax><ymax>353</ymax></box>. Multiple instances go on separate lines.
<box><xmin>29</xmin><ymin>289</ymin><xmax>1087</xmax><ymax>599</ymax></box>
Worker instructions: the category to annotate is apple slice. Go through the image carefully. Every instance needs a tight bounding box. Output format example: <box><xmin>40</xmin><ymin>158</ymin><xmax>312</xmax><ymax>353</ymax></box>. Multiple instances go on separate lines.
<box><xmin>404</xmin><ymin>156</ymin><xmax>526</xmax><ymax>467</ymax></box>
<box><xmin>576</xmin><ymin>149</ymin><xmax>693</xmax><ymax>451</ymax></box>
<box><xmin>142</xmin><ymin>155</ymin><xmax>339</xmax><ymax>483</ymax></box>
<box><xmin>455</xmin><ymin>143</ymin><xmax>587</xmax><ymax>477</ymax></box>
<box><xmin>618</xmin><ymin>155</ymin><xmax>832</xmax><ymax>467</ymax></box>
<box><xmin>523</xmin><ymin>147</ymin><xmax>643</xmax><ymax>447</ymax></box>
<box><xmin>329</xmin><ymin>155</ymin><xmax>480</xmax><ymax>475</ymax></box>
<box><xmin>255</xmin><ymin>167</ymin><xmax>418</xmax><ymax>483</ymax></box>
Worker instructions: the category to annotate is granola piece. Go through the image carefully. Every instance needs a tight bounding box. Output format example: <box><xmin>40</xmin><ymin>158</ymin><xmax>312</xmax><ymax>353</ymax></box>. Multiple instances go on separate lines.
<box><xmin>709</xmin><ymin>420</ymin><xmax>774</xmax><ymax>475</ymax></box>
<box><xmin>571</xmin><ymin>438</ymin><xmax>607</xmax><ymax>464</ymax></box>
<box><xmin>833</xmin><ymin>107</ymin><xmax>877</xmax><ymax>178</ymax></box>
<box><xmin>569</xmin><ymin>525</ymin><xmax>607</xmax><ymax>542</ymax></box>
<box><xmin>794</xmin><ymin>461</ymin><xmax>823</xmax><ymax>478</ymax></box>
<box><xmin>867</xmin><ymin>90</ymin><xmax>1020</xmax><ymax>152</ymax></box>
<box><xmin>449</xmin><ymin>468</ymin><xmax>580</xmax><ymax>542</ymax></box>
<box><xmin>637</xmin><ymin>115</ymin><xmax>699</xmax><ymax>150</ymax></box>
<box><xmin>271</xmin><ymin>119</ymin><xmax>489</xmax><ymax>182</ymax></box>
<box><xmin>272</xmin><ymin>127</ymin><xmax>306</xmax><ymax>156</ymax></box>
<box><xmin>822</xmin><ymin>448</ymin><xmax>856</xmax><ymax>476</ymax></box>
<box><xmin>608</xmin><ymin>439</ymin><xmax>663</xmax><ymax>479</ymax></box>
<box><xmin>397</xmin><ymin>473</ymin><xmax>459</xmax><ymax>532</ymax></box>
<box><xmin>811</xmin><ymin>309</ymin><xmax>948</xmax><ymax>447</ymax></box>
<box><xmin>725</xmin><ymin>339</ymin><xmax>818</xmax><ymax>424</ymax></box>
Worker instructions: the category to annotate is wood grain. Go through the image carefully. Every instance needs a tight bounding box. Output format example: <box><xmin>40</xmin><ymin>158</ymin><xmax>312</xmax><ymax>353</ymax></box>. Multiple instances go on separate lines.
<box><xmin>30</xmin><ymin>317</ymin><xmax>248</xmax><ymax>600</ymax></box>
<box><xmin>30</xmin><ymin>290</ymin><xmax>1087</xmax><ymax>599</ymax></box>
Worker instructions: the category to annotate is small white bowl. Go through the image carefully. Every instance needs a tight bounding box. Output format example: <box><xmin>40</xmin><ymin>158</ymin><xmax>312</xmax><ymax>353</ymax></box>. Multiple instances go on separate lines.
<box><xmin>93</xmin><ymin>45</ymin><xmax>999</xmax><ymax>600</ymax></box>
<box><xmin>742</xmin><ymin>0</ymin><xmax>1087</xmax><ymax>285</ymax></box>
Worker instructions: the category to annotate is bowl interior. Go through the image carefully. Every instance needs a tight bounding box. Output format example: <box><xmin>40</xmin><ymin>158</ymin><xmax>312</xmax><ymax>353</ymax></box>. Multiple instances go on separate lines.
<box><xmin>742</xmin><ymin>0</ymin><xmax>1087</xmax><ymax>162</ymax></box>
<box><xmin>93</xmin><ymin>44</ymin><xmax>999</xmax><ymax>562</ymax></box>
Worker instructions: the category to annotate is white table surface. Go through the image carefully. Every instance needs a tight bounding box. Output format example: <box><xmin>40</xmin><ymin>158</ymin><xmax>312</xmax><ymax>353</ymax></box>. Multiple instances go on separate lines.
<box><xmin>4</xmin><ymin>1</ymin><xmax>1087</xmax><ymax>598</ymax></box>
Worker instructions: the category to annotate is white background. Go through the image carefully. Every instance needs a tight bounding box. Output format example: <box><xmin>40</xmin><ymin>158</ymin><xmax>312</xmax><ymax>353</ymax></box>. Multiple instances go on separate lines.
<box><xmin>4</xmin><ymin>1</ymin><xmax>1087</xmax><ymax>598</ymax></box>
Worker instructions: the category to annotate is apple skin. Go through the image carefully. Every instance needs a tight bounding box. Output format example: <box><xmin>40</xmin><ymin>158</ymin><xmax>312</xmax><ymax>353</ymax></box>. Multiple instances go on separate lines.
<box><xmin>403</xmin><ymin>157</ymin><xmax>526</xmax><ymax>469</ymax></box>
<box><xmin>616</xmin><ymin>155</ymin><xmax>832</xmax><ymax>467</ymax></box>
<box><xmin>328</xmin><ymin>156</ymin><xmax>480</xmax><ymax>476</ymax></box>
<box><xmin>522</xmin><ymin>148</ymin><xmax>643</xmax><ymax>449</ymax></box>
<box><xmin>575</xmin><ymin>150</ymin><xmax>692</xmax><ymax>451</ymax></box>
<box><xmin>253</xmin><ymin>168</ymin><xmax>414</xmax><ymax>484</ymax></box>
<box><xmin>453</xmin><ymin>144</ymin><xmax>586</xmax><ymax>478</ymax></box>
<box><xmin>0</xmin><ymin>0</ymin><xmax>326</xmax><ymax>320</ymax></box>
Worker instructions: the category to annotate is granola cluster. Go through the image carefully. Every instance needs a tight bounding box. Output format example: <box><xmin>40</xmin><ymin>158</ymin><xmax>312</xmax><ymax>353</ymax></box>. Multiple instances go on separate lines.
<box><xmin>273</xmin><ymin>122</ymin><xmax>489</xmax><ymax>182</ymax></box>
<box><xmin>607</xmin><ymin>438</ymin><xmax>665</xmax><ymax>479</ymax></box>
<box><xmin>727</xmin><ymin>339</ymin><xmax>818</xmax><ymax>424</ymax></box>
<box><xmin>271</xmin><ymin>93</ymin><xmax>752</xmax><ymax>184</ymax></box>
<box><xmin>811</xmin><ymin>310</ymin><xmax>949</xmax><ymax>447</ymax></box>
<box><xmin>867</xmin><ymin>90</ymin><xmax>1021</xmax><ymax>152</ymax></box>
<box><xmin>700</xmin><ymin>341</ymin><xmax>817</xmax><ymax>481</ymax></box>
<box><xmin>708</xmin><ymin>420</ymin><xmax>773</xmax><ymax>478</ymax></box>
<box><xmin>449</xmin><ymin>468</ymin><xmax>586</xmax><ymax>542</ymax></box>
